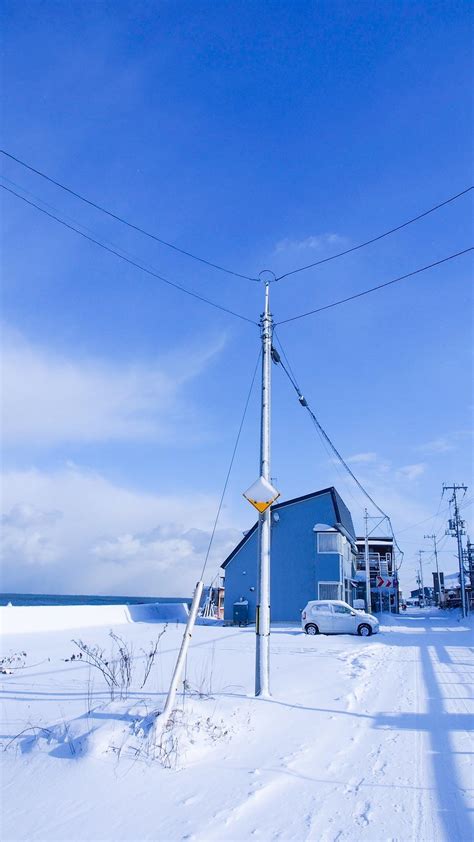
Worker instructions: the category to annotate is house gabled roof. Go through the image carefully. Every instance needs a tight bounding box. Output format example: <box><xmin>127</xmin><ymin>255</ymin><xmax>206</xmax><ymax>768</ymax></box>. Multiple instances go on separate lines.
<box><xmin>221</xmin><ymin>486</ymin><xmax>354</xmax><ymax>569</ymax></box>
<box><xmin>220</xmin><ymin>522</ymin><xmax>259</xmax><ymax>569</ymax></box>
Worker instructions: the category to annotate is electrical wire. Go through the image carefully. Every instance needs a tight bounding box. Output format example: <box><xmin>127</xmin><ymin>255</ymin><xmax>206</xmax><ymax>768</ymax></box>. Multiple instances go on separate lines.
<box><xmin>1</xmin><ymin>174</ymin><xmax>208</xmax><ymax>286</ymax></box>
<box><xmin>394</xmin><ymin>496</ymin><xmax>472</xmax><ymax>539</ymax></box>
<box><xmin>0</xmin><ymin>149</ymin><xmax>259</xmax><ymax>282</ymax></box>
<box><xmin>432</xmin><ymin>489</ymin><xmax>447</xmax><ymax>537</ymax></box>
<box><xmin>273</xmin><ymin>334</ymin><xmax>404</xmax><ymax>561</ymax></box>
<box><xmin>1</xmin><ymin>184</ymin><xmax>258</xmax><ymax>326</ymax></box>
<box><xmin>1</xmin><ymin>174</ymin><xmax>259</xmax><ymax>329</ymax></box>
<box><xmin>277</xmin><ymin>248</ymin><xmax>474</xmax><ymax>325</ymax></box>
<box><xmin>273</xmin><ymin>333</ymin><xmax>367</xmax><ymax>517</ymax></box>
<box><xmin>200</xmin><ymin>348</ymin><xmax>261</xmax><ymax>582</ymax></box>
<box><xmin>276</xmin><ymin>186</ymin><xmax>473</xmax><ymax>281</ymax></box>
<box><xmin>274</xmin><ymin>332</ymin><xmax>396</xmax><ymax>529</ymax></box>
<box><xmin>4</xmin><ymin>151</ymin><xmax>472</xmax><ymax>287</ymax></box>
<box><xmin>396</xmin><ymin>506</ymin><xmax>450</xmax><ymax>535</ymax></box>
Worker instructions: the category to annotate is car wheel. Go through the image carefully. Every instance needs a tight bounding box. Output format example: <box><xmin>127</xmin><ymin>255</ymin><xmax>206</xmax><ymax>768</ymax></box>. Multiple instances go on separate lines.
<box><xmin>358</xmin><ymin>623</ymin><xmax>372</xmax><ymax>637</ymax></box>
<box><xmin>305</xmin><ymin>623</ymin><xmax>319</xmax><ymax>635</ymax></box>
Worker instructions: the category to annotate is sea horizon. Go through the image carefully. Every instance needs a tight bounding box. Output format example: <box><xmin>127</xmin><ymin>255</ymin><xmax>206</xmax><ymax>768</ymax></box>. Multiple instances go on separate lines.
<box><xmin>0</xmin><ymin>592</ymin><xmax>192</xmax><ymax>607</ymax></box>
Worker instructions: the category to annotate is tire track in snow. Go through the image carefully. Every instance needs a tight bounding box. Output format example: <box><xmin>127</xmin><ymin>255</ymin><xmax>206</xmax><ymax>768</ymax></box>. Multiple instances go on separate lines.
<box><xmin>185</xmin><ymin>623</ymin><xmax>473</xmax><ymax>842</ymax></box>
<box><xmin>412</xmin><ymin>645</ymin><xmax>426</xmax><ymax>842</ymax></box>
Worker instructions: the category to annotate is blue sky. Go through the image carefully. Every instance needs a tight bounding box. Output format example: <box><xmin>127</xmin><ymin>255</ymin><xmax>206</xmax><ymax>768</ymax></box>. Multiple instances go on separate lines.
<box><xmin>1</xmin><ymin>0</ymin><xmax>472</xmax><ymax>597</ymax></box>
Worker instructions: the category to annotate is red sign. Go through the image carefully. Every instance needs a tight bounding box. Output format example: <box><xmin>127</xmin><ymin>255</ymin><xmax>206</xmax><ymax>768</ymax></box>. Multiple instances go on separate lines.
<box><xmin>376</xmin><ymin>577</ymin><xmax>393</xmax><ymax>588</ymax></box>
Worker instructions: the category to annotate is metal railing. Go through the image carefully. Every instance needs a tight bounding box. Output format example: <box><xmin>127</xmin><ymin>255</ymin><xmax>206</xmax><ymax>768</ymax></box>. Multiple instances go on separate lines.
<box><xmin>356</xmin><ymin>552</ymin><xmax>393</xmax><ymax>573</ymax></box>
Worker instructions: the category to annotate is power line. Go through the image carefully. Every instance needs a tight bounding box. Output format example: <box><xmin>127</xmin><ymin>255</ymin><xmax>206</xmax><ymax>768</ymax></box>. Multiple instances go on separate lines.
<box><xmin>396</xmin><ymin>507</ymin><xmax>450</xmax><ymax>536</ymax></box>
<box><xmin>276</xmin><ymin>186</ymin><xmax>473</xmax><ymax>281</ymax></box>
<box><xmin>273</xmin><ymin>332</ymin><xmax>373</xmax><ymax>516</ymax></box>
<box><xmin>1</xmin><ymin>173</ymin><xmax>194</xmax><ymax>281</ymax></box>
<box><xmin>395</xmin><ymin>496</ymin><xmax>472</xmax><ymax>537</ymax></box>
<box><xmin>273</xmin><ymin>335</ymin><xmax>404</xmax><ymax>560</ymax></box>
<box><xmin>1</xmin><ymin>173</ymin><xmax>258</xmax><ymax>325</ymax></box>
<box><xmin>200</xmin><ymin>348</ymin><xmax>261</xmax><ymax>582</ymax></box>
<box><xmin>1</xmin><ymin>148</ymin><xmax>259</xmax><ymax>283</ymax></box>
<box><xmin>1</xmin><ymin>184</ymin><xmax>258</xmax><ymax>326</ymax></box>
<box><xmin>277</xmin><ymin>248</ymin><xmax>474</xmax><ymax>325</ymax></box>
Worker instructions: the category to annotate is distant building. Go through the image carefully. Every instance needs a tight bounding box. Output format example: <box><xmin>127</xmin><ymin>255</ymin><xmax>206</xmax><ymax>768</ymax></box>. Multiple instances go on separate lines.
<box><xmin>442</xmin><ymin>571</ymin><xmax>472</xmax><ymax>609</ymax></box>
<box><xmin>221</xmin><ymin>487</ymin><xmax>358</xmax><ymax>623</ymax></box>
<box><xmin>410</xmin><ymin>586</ymin><xmax>432</xmax><ymax>600</ymax></box>
<box><xmin>201</xmin><ymin>585</ymin><xmax>225</xmax><ymax>619</ymax></box>
<box><xmin>354</xmin><ymin>537</ymin><xmax>400</xmax><ymax>612</ymax></box>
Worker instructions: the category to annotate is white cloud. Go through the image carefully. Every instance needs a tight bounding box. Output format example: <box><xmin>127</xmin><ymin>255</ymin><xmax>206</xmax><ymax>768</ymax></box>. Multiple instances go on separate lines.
<box><xmin>417</xmin><ymin>431</ymin><xmax>474</xmax><ymax>455</ymax></box>
<box><xmin>274</xmin><ymin>233</ymin><xmax>347</xmax><ymax>254</ymax></box>
<box><xmin>329</xmin><ymin>467</ymin><xmax>434</xmax><ymax>557</ymax></box>
<box><xmin>0</xmin><ymin>465</ymin><xmax>242</xmax><ymax>595</ymax></box>
<box><xmin>1</xmin><ymin>503</ymin><xmax>64</xmax><ymax>568</ymax></box>
<box><xmin>345</xmin><ymin>452</ymin><xmax>378</xmax><ymax>464</ymax></box>
<box><xmin>324</xmin><ymin>452</ymin><xmax>432</xmax><ymax>536</ymax></box>
<box><xmin>1</xmin><ymin>329</ymin><xmax>225</xmax><ymax>445</ymax></box>
<box><xmin>396</xmin><ymin>463</ymin><xmax>426</xmax><ymax>481</ymax></box>
<box><xmin>2</xmin><ymin>502</ymin><xmax>62</xmax><ymax>529</ymax></box>
<box><xmin>418</xmin><ymin>437</ymin><xmax>455</xmax><ymax>454</ymax></box>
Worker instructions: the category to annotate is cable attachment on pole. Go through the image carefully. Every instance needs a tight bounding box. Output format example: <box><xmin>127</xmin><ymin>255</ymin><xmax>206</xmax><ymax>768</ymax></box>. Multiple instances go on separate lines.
<box><xmin>271</xmin><ymin>347</ymin><xmax>281</xmax><ymax>364</ymax></box>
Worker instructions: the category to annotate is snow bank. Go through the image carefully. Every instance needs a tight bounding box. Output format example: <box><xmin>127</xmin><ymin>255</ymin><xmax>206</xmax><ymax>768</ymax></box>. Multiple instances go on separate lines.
<box><xmin>1</xmin><ymin>610</ymin><xmax>473</xmax><ymax>841</ymax></box>
<box><xmin>0</xmin><ymin>602</ymin><xmax>189</xmax><ymax>635</ymax></box>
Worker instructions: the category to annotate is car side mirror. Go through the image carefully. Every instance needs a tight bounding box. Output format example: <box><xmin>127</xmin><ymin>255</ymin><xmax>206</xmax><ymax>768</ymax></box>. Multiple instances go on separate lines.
<box><xmin>350</xmin><ymin>611</ymin><xmax>356</xmax><ymax>616</ymax></box>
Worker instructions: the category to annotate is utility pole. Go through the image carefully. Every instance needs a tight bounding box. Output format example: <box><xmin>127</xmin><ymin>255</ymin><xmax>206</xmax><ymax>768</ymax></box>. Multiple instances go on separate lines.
<box><xmin>424</xmin><ymin>533</ymin><xmax>442</xmax><ymax>606</ymax></box>
<box><xmin>418</xmin><ymin>550</ymin><xmax>425</xmax><ymax>606</ymax></box>
<box><xmin>443</xmin><ymin>483</ymin><xmax>468</xmax><ymax>617</ymax></box>
<box><xmin>364</xmin><ymin>508</ymin><xmax>371</xmax><ymax>612</ymax></box>
<box><xmin>243</xmin><ymin>276</ymin><xmax>279</xmax><ymax>697</ymax></box>
<box><xmin>256</xmin><ymin>279</ymin><xmax>273</xmax><ymax>697</ymax></box>
<box><xmin>468</xmin><ymin>538</ymin><xmax>474</xmax><ymax>603</ymax></box>
<box><xmin>157</xmin><ymin>278</ymin><xmax>277</xmax><ymax>728</ymax></box>
<box><xmin>162</xmin><ymin>274</ymin><xmax>279</xmax><ymax>726</ymax></box>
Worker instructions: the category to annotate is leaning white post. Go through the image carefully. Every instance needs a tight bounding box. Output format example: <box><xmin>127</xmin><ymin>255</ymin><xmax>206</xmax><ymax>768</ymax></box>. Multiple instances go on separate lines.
<box><xmin>158</xmin><ymin>580</ymin><xmax>204</xmax><ymax>731</ymax></box>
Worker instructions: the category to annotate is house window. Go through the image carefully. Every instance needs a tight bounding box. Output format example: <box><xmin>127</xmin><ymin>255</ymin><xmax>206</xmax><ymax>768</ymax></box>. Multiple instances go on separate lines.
<box><xmin>318</xmin><ymin>582</ymin><xmax>341</xmax><ymax>600</ymax></box>
<box><xmin>344</xmin><ymin>578</ymin><xmax>353</xmax><ymax>605</ymax></box>
<box><xmin>317</xmin><ymin>532</ymin><xmax>341</xmax><ymax>553</ymax></box>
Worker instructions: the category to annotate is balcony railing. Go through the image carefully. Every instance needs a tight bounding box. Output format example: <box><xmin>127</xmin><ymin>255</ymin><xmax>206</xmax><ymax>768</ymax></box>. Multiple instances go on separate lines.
<box><xmin>356</xmin><ymin>552</ymin><xmax>393</xmax><ymax>574</ymax></box>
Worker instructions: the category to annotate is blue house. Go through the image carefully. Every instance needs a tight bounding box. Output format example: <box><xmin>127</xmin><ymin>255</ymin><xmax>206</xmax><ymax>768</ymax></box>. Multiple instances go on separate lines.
<box><xmin>221</xmin><ymin>487</ymin><xmax>358</xmax><ymax>623</ymax></box>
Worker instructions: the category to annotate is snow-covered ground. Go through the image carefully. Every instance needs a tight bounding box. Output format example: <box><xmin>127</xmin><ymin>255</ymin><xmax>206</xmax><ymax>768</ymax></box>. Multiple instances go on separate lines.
<box><xmin>1</xmin><ymin>607</ymin><xmax>472</xmax><ymax>841</ymax></box>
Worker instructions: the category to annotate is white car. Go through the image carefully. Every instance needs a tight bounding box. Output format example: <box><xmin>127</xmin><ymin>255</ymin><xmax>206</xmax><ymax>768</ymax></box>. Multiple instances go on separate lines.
<box><xmin>301</xmin><ymin>600</ymin><xmax>380</xmax><ymax>637</ymax></box>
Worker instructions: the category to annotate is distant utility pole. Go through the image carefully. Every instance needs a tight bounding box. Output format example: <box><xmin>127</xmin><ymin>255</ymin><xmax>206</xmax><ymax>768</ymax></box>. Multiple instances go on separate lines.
<box><xmin>443</xmin><ymin>483</ymin><xmax>468</xmax><ymax>618</ymax></box>
<box><xmin>424</xmin><ymin>534</ymin><xmax>442</xmax><ymax>606</ymax></box>
<box><xmin>364</xmin><ymin>508</ymin><xmax>371</xmax><ymax>612</ymax></box>
<box><xmin>418</xmin><ymin>550</ymin><xmax>425</xmax><ymax>606</ymax></box>
<box><xmin>467</xmin><ymin>538</ymin><xmax>474</xmax><ymax>598</ymax></box>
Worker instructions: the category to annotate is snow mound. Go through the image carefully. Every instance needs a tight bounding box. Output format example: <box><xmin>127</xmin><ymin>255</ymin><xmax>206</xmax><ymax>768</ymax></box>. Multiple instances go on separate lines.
<box><xmin>0</xmin><ymin>602</ymin><xmax>189</xmax><ymax>635</ymax></box>
<box><xmin>4</xmin><ymin>697</ymin><xmax>238</xmax><ymax>772</ymax></box>
<box><xmin>148</xmin><ymin>602</ymin><xmax>189</xmax><ymax>623</ymax></box>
